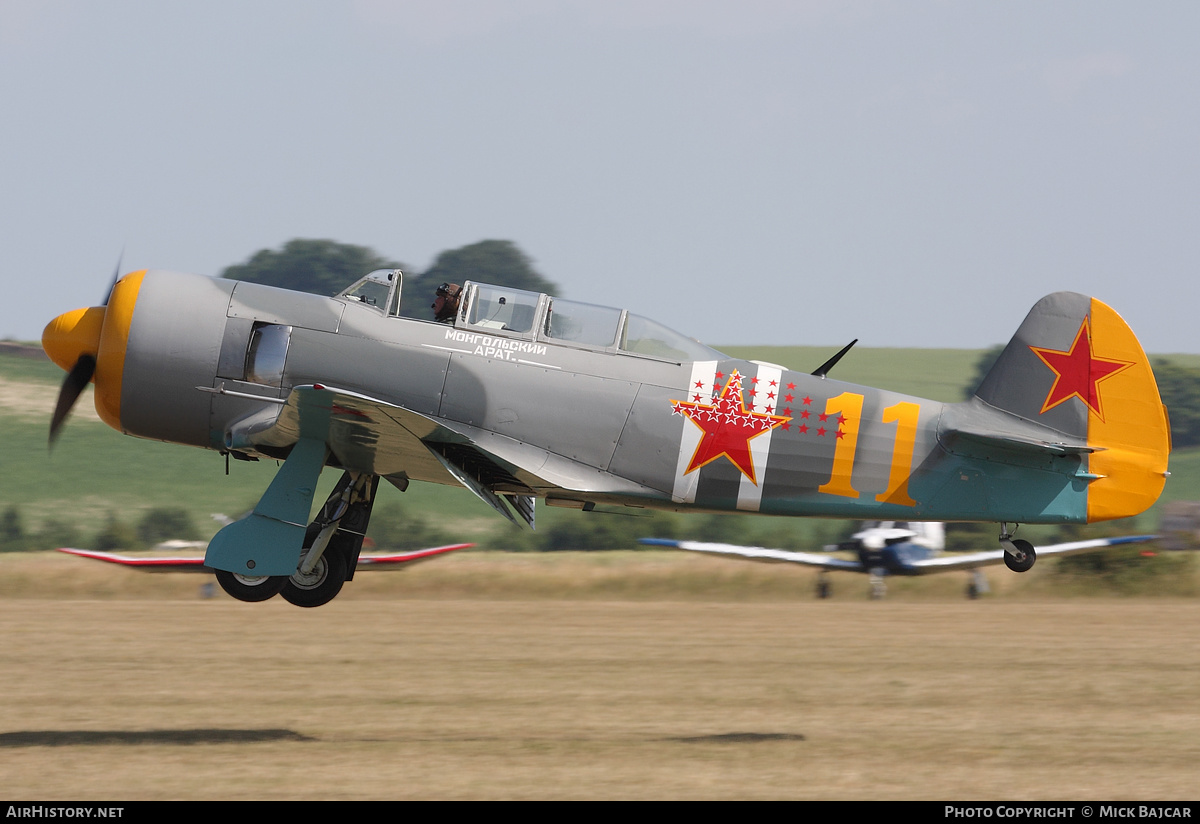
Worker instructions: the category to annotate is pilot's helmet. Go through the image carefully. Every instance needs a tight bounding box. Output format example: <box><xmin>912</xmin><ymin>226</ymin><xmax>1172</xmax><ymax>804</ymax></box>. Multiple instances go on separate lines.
<box><xmin>432</xmin><ymin>282</ymin><xmax>462</xmax><ymax>321</ymax></box>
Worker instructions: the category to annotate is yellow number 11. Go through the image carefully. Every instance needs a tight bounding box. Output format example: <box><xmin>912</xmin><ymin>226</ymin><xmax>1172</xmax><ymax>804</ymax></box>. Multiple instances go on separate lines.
<box><xmin>817</xmin><ymin>395</ymin><xmax>921</xmax><ymax>506</ymax></box>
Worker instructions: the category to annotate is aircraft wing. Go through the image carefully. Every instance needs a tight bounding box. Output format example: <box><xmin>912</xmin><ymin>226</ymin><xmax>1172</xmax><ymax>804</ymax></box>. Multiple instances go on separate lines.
<box><xmin>225</xmin><ymin>384</ymin><xmax>668</xmax><ymax>525</ymax></box>
<box><xmin>58</xmin><ymin>543</ymin><xmax>473</xmax><ymax>573</ymax></box>
<box><xmin>638</xmin><ymin>538</ymin><xmax>866</xmax><ymax>571</ymax></box>
<box><xmin>58</xmin><ymin>548</ymin><xmax>215</xmax><ymax>573</ymax></box>
<box><xmin>893</xmin><ymin>534</ymin><xmax>1159</xmax><ymax>573</ymax></box>
<box><xmin>351</xmin><ymin>543</ymin><xmax>474</xmax><ymax>568</ymax></box>
<box><xmin>640</xmin><ymin>535</ymin><xmax>1158</xmax><ymax>574</ymax></box>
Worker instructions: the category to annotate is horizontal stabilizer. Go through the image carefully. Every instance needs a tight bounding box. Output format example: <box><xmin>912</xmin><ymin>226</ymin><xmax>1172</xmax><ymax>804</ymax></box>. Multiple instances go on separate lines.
<box><xmin>945</xmin><ymin>426</ymin><xmax>1096</xmax><ymax>457</ymax></box>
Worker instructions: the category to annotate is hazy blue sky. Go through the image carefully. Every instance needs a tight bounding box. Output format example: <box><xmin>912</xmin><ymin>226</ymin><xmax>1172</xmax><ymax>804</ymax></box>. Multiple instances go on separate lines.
<box><xmin>4</xmin><ymin>0</ymin><xmax>1198</xmax><ymax>352</ymax></box>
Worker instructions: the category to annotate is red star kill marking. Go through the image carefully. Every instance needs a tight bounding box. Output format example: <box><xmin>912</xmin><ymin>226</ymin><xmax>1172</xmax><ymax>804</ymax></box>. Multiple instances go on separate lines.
<box><xmin>1029</xmin><ymin>318</ymin><xmax>1133</xmax><ymax>420</ymax></box>
<box><xmin>670</xmin><ymin>370</ymin><xmax>791</xmax><ymax>484</ymax></box>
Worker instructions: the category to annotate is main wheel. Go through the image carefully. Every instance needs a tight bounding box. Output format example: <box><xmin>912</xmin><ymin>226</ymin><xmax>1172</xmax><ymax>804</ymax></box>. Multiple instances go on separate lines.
<box><xmin>1003</xmin><ymin>539</ymin><xmax>1037</xmax><ymax>573</ymax></box>
<box><xmin>281</xmin><ymin>547</ymin><xmax>348</xmax><ymax>608</ymax></box>
<box><xmin>214</xmin><ymin>569</ymin><xmax>287</xmax><ymax>602</ymax></box>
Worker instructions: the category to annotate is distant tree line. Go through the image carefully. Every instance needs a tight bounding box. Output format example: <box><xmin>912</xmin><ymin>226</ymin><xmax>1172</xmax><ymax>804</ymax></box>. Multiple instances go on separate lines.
<box><xmin>1151</xmin><ymin>359</ymin><xmax>1200</xmax><ymax>449</ymax></box>
<box><xmin>0</xmin><ymin>505</ymin><xmax>200</xmax><ymax>553</ymax></box>
<box><xmin>221</xmin><ymin>238</ymin><xmax>560</xmax><ymax>320</ymax></box>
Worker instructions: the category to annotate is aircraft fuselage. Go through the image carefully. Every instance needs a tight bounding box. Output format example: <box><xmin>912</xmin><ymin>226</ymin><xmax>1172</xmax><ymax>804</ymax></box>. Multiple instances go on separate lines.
<box><xmin>96</xmin><ymin>270</ymin><xmax>1126</xmax><ymax>526</ymax></box>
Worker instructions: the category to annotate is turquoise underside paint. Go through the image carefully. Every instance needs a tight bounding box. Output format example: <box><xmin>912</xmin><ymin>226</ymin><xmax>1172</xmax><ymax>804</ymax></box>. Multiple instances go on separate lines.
<box><xmin>755</xmin><ymin>453</ymin><xmax>1089</xmax><ymax>524</ymax></box>
<box><xmin>205</xmin><ymin>389</ymin><xmax>332</xmax><ymax>576</ymax></box>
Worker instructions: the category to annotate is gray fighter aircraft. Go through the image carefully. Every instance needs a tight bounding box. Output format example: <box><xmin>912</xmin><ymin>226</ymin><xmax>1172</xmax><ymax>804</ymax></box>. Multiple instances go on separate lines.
<box><xmin>42</xmin><ymin>268</ymin><xmax>1172</xmax><ymax>607</ymax></box>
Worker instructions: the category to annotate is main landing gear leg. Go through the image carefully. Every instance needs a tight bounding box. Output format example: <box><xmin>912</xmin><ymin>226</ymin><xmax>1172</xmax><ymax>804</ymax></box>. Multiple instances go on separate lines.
<box><xmin>816</xmin><ymin>572</ymin><xmax>832</xmax><ymax>600</ymax></box>
<box><xmin>209</xmin><ymin>437</ymin><xmax>329</xmax><ymax>602</ymax></box>
<box><xmin>966</xmin><ymin>570</ymin><xmax>990</xmax><ymax>599</ymax></box>
<box><xmin>868</xmin><ymin>569</ymin><xmax>887</xmax><ymax>600</ymax></box>
<box><xmin>999</xmin><ymin>523</ymin><xmax>1037</xmax><ymax>573</ymax></box>
<box><xmin>280</xmin><ymin>472</ymin><xmax>380</xmax><ymax>608</ymax></box>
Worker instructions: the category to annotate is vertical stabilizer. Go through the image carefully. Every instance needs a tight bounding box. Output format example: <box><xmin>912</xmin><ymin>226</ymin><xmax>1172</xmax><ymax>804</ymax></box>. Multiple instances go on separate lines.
<box><xmin>974</xmin><ymin>293</ymin><xmax>1170</xmax><ymax>522</ymax></box>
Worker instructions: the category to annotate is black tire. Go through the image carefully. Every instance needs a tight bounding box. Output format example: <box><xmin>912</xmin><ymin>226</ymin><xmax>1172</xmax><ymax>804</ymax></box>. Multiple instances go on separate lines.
<box><xmin>214</xmin><ymin>569</ymin><xmax>287</xmax><ymax>602</ymax></box>
<box><xmin>1003</xmin><ymin>539</ymin><xmax>1037</xmax><ymax>573</ymax></box>
<box><xmin>280</xmin><ymin>547</ymin><xmax>348</xmax><ymax>608</ymax></box>
<box><xmin>816</xmin><ymin>579</ymin><xmax>831</xmax><ymax>599</ymax></box>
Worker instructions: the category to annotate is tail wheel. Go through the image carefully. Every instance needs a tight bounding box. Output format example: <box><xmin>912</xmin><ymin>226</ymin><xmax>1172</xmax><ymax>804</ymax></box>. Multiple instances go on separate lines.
<box><xmin>1003</xmin><ymin>539</ymin><xmax>1037</xmax><ymax>573</ymax></box>
<box><xmin>281</xmin><ymin>547</ymin><xmax>348</xmax><ymax>608</ymax></box>
<box><xmin>214</xmin><ymin>569</ymin><xmax>287</xmax><ymax>602</ymax></box>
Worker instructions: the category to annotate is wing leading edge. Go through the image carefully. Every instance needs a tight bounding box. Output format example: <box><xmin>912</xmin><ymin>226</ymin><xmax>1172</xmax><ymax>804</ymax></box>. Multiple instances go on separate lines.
<box><xmin>222</xmin><ymin>384</ymin><xmax>670</xmax><ymax>528</ymax></box>
<box><xmin>640</xmin><ymin>535</ymin><xmax>1158</xmax><ymax>575</ymax></box>
<box><xmin>58</xmin><ymin>544</ymin><xmax>473</xmax><ymax>573</ymax></box>
<box><xmin>638</xmin><ymin>538</ymin><xmax>866</xmax><ymax>571</ymax></box>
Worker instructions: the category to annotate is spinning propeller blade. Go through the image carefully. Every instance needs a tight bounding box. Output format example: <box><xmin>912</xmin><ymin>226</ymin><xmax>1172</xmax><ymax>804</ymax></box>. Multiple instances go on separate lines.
<box><xmin>45</xmin><ymin>253</ymin><xmax>125</xmax><ymax>446</ymax></box>
<box><xmin>102</xmin><ymin>250</ymin><xmax>123</xmax><ymax>306</ymax></box>
<box><xmin>49</xmin><ymin>354</ymin><xmax>96</xmax><ymax>445</ymax></box>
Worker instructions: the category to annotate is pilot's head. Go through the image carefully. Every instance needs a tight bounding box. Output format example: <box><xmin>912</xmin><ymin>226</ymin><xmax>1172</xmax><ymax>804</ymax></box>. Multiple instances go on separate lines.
<box><xmin>432</xmin><ymin>282</ymin><xmax>462</xmax><ymax>322</ymax></box>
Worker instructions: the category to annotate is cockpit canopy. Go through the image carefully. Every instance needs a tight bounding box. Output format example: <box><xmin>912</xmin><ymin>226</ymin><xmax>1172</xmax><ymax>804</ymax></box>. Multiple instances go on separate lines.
<box><xmin>336</xmin><ymin>269</ymin><xmax>403</xmax><ymax>316</ymax></box>
<box><xmin>335</xmin><ymin>269</ymin><xmax>725</xmax><ymax>363</ymax></box>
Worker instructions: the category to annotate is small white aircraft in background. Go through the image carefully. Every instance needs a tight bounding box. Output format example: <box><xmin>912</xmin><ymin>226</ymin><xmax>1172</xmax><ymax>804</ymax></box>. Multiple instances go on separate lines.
<box><xmin>644</xmin><ymin>521</ymin><xmax>1158</xmax><ymax>599</ymax></box>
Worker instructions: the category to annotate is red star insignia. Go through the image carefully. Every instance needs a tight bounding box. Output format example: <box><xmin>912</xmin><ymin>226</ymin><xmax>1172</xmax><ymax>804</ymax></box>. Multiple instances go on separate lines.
<box><xmin>671</xmin><ymin>370</ymin><xmax>791</xmax><ymax>484</ymax></box>
<box><xmin>1029</xmin><ymin>319</ymin><xmax>1133</xmax><ymax>421</ymax></box>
